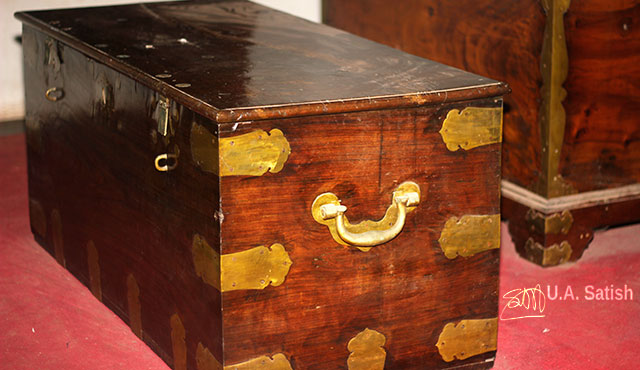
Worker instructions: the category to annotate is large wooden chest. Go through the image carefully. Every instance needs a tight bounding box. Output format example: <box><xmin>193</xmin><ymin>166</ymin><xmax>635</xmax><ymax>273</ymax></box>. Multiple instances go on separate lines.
<box><xmin>324</xmin><ymin>0</ymin><xmax>640</xmax><ymax>266</ymax></box>
<box><xmin>17</xmin><ymin>1</ymin><xmax>508</xmax><ymax>368</ymax></box>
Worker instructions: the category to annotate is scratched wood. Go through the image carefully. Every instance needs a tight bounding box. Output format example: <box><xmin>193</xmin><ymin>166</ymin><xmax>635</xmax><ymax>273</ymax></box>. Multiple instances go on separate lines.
<box><xmin>18</xmin><ymin>1</ymin><xmax>507</xmax><ymax>369</ymax></box>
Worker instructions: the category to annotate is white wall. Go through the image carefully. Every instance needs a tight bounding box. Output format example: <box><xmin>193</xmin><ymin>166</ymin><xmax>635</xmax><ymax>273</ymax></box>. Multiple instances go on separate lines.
<box><xmin>0</xmin><ymin>0</ymin><xmax>320</xmax><ymax>122</ymax></box>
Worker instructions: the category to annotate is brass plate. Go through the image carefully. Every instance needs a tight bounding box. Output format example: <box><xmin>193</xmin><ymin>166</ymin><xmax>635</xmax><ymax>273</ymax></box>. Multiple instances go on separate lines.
<box><xmin>51</xmin><ymin>209</ymin><xmax>65</xmax><ymax>267</ymax></box>
<box><xmin>193</xmin><ymin>234</ymin><xmax>221</xmax><ymax>290</ymax></box>
<box><xmin>191</xmin><ymin>123</ymin><xmax>291</xmax><ymax>177</ymax></box>
<box><xmin>526</xmin><ymin>209</ymin><xmax>573</xmax><ymax>234</ymax></box>
<box><xmin>127</xmin><ymin>274</ymin><xmax>142</xmax><ymax>338</ymax></box>
<box><xmin>221</xmin><ymin>244</ymin><xmax>292</xmax><ymax>292</ymax></box>
<box><xmin>196</xmin><ymin>343</ymin><xmax>223</xmax><ymax>370</ymax></box>
<box><xmin>524</xmin><ymin>238</ymin><xmax>572</xmax><ymax>266</ymax></box>
<box><xmin>196</xmin><ymin>344</ymin><xmax>291</xmax><ymax>370</ymax></box>
<box><xmin>347</xmin><ymin>328</ymin><xmax>387</xmax><ymax>370</ymax></box>
<box><xmin>87</xmin><ymin>241</ymin><xmax>102</xmax><ymax>301</ymax></box>
<box><xmin>436</xmin><ymin>318</ymin><xmax>498</xmax><ymax>362</ymax></box>
<box><xmin>225</xmin><ymin>354</ymin><xmax>293</xmax><ymax>370</ymax></box>
<box><xmin>191</xmin><ymin>123</ymin><xmax>219</xmax><ymax>173</ymax></box>
<box><xmin>438</xmin><ymin>214</ymin><xmax>500</xmax><ymax>259</ymax></box>
<box><xmin>537</xmin><ymin>0</ymin><xmax>575</xmax><ymax>197</ymax></box>
<box><xmin>171</xmin><ymin>313</ymin><xmax>187</xmax><ymax>370</ymax></box>
<box><xmin>439</xmin><ymin>107</ymin><xmax>502</xmax><ymax>151</ymax></box>
<box><xmin>28</xmin><ymin>199</ymin><xmax>47</xmax><ymax>238</ymax></box>
<box><xmin>192</xmin><ymin>234</ymin><xmax>292</xmax><ymax>292</ymax></box>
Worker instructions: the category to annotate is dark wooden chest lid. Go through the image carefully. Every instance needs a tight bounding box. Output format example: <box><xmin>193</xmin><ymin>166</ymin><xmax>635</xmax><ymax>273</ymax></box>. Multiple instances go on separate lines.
<box><xmin>15</xmin><ymin>0</ymin><xmax>508</xmax><ymax>123</ymax></box>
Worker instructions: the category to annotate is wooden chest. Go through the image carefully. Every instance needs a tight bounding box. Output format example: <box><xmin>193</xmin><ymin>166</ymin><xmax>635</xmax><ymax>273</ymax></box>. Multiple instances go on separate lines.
<box><xmin>324</xmin><ymin>0</ymin><xmax>640</xmax><ymax>266</ymax></box>
<box><xmin>17</xmin><ymin>1</ymin><xmax>508</xmax><ymax>368</ymax></box>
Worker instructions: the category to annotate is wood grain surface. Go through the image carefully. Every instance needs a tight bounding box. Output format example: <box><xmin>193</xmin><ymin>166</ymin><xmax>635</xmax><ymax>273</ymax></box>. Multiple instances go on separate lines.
<box><xmin>23</xmin><ymin>26</ymin><xmax>223</xmax><ymax>365</ymax></box>
<box><xmin>20</xmin><ymin>1</ymin><xmax>506</xmax><ymax>368</ymax></box>
<box><xmin>560</xmin><ymin>1</ymin><xmax>640</xmax><ymax>192</ymax></box>
<box><xmin>323</xmin><ymin>0</ymin><xmax>544</xmax><ymax>192</ymax></box>
<box><xmin>16</xmin><ymin>0</ymin><xmax>506</xmax><ymax>123</ymax></box>
<box><xmin>218</xmin><ymin>102</ymin><xmax>502</xmax><ymax>368</ymax></box>
<box><xmin>324</xmin><ymin>0</ymin><xmax>640</xmax><ymax>195</ymax></box>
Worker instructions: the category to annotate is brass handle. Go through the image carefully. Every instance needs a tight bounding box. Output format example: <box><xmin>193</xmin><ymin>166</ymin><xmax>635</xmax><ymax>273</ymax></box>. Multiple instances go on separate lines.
<box><xmin>311</xmin><ymin>181</ymin><xmax>420</xmax><ymax>251</ymax></box>
<box><xmin>45</xmin><ymin>87</ymin><xmax>64</xmax><ymax>101</ymax></box>
<box><xmin>155</xmin><ymin>153</ymin><xmax>178</xmax><ymax>171</ymax></box>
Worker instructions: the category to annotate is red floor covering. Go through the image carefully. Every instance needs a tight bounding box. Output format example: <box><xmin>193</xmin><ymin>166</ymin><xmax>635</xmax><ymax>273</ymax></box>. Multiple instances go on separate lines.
<box><xmin>1</xmin><ymin>132</ymin><xmax>639</xmax><ymax>369</ymax></box>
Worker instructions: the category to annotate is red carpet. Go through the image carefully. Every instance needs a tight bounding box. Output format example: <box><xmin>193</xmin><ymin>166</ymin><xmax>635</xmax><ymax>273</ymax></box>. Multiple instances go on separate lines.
<box><xmin>1</xmin><ymin>132</ymin><xmax>639</xmax><ymax>369</ymax></box>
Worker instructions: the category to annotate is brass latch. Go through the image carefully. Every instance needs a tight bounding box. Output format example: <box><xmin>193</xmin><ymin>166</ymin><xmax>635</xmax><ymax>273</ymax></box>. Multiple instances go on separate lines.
<box><xmin>154</xmin><ymin>97</ymin><xmax>170</xmax><ymax>136</ymax></box>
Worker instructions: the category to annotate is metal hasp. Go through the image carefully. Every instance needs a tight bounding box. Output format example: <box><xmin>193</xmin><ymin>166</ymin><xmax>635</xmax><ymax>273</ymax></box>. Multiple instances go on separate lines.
<box><xmin>155</xmin><ymin>97</ymin><xmax>171</xmax><ymax>136</ymax></box>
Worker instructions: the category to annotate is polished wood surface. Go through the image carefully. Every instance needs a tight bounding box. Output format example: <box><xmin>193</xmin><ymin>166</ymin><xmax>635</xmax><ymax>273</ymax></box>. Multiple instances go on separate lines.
<box><xmin>218</xmin><ymin>103</ymin><xmax>501</xmax><ymax>368</ymax></box>
<box><xmin>323</xmin><ymin>0</ymin><xmax>544</xmax><ymax>192</ymax></box>
<box><xmin>20</xmin><ymin>1</ymin><xmax>505</xmax><ymax>368</ymax></box>
<box><xmin>324</xmin><ymin>0</ymin><xmax>640</xmax><ymax>267</ymax></box>
<box><xmin>561</xmin><ymin>1</ymin><xmax>640</xmax><ymax>192</ymax></box>
<box><xmin>23</xmin><ymin>27</ymin><xmax>223</xmax><ymax>364</ymax></box>
<box><xmin>16</xmin><ymin>0</ymin><xmax>506</xmax><ymax>123</ymax></box>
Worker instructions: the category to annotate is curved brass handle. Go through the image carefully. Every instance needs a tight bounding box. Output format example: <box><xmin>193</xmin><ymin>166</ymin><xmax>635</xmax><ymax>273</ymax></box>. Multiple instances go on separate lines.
<box><xmin>45</xmin><ymin>87</ymin><xmax>64</xmax><ymax>102</ymax></box>
<box><xmin>155</xmin><ymin>153</ymin><xmax>178</xmax><ymax>171</ymax></box>
<box><xmin>312</xmin><ymin>182</ymin><xmax>420</xmax><ymax>251</ymax></box>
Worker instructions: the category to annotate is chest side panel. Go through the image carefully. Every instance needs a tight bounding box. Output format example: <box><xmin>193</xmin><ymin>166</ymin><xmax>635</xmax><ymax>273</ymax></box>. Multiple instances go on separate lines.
<box><xmin>22</xmin><ymin>26</ymin><xmax>223</xmax><ymax>369</ymax></box>
<box><xmin>560</xmin><ymin>0</ymin><xmax>640</xmax><ymax>192</ymax></box>
<box><xmin>216</xmin><ymin>100</ymin><xmax>502</xmax><ymax>369</ymax></box>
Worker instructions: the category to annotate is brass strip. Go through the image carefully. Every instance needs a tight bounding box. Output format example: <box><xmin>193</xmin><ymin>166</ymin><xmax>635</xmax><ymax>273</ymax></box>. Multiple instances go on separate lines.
<box><xmin>524</xmin><ymin>238</ymin><xmax>572</xmax><ymax>266</ymax></box>
<box><xmin>192</xmin><ymin>234</ymin><xmax>292</xmax><ymax>292</ymax></box>
<box><xmin>438</xmin><ymin>107</ymin><xmax>502</xmax><ymax>151</ymax></box>
<box><xmin>87</xmin><ymin>241</ymin><xmax>102</xmax><ymax>301</ymax></box>
<box><xmin>51</xmin><ymin>209</ymin><xmax>65</xmax><ymax>267</ymax></box>
<box><xmin>537</xmin><ymin>0</ymin><xmax>575</xmax><ymax>197</ymax></box>
<box><xmin>196</xmin><ymin>342</ymin><xmax>223</xmax><ymax>370</ymax></box>
<box><xmin>29</xmin><ymin>199</ymin><xmax>47</xmax><ymax>238</ymax></box>
<box><xmin>436</xmin><ymin>318</ymin><xmax>498</xmax><ymax>362</ymax></box>
<box><xmin>526</xmin><ymin>209</ymin><xmax>573</xmax><ymax>234</ymax></box>
<box><xmin>438</xmin><ymin>214</ymin><xmax>500</xmax><ymax>259</ymax></box>
<box><xmin>221</xmin><ymin>244</ymin><xmax>292</xmax><ymax>292</ymax></box>
<box><xmin>170</xmin><ymin>313</ymin><xmax>187</xmax><ymax>370</ymax></box>
<box><xmin>127</xmin><ymin>274</ymin><xmax>142</xmax><ymax>338</ymax></box>
<box><xmin>193</xmin><ymin>234</ymin><xmax>221</xmax><ymax>290</ymax></box>
<box><xmin>191</xmin><ymin>123</ymin><xmax>291</xmax><ymax>177</ymax></box>
<box><xmin>347</xmin><ymin>328</ymin><xmax>387</xmax><ymax>370</ymax></box>
<box><xmin>190</xmin><ymin>123</ymin><xmax>219</xmax><ymax>173</ymax></box>
<box><xmin>225</xmin><ymin>354</ymin><xmax>292</xmax><ymax>370</ymax></box>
